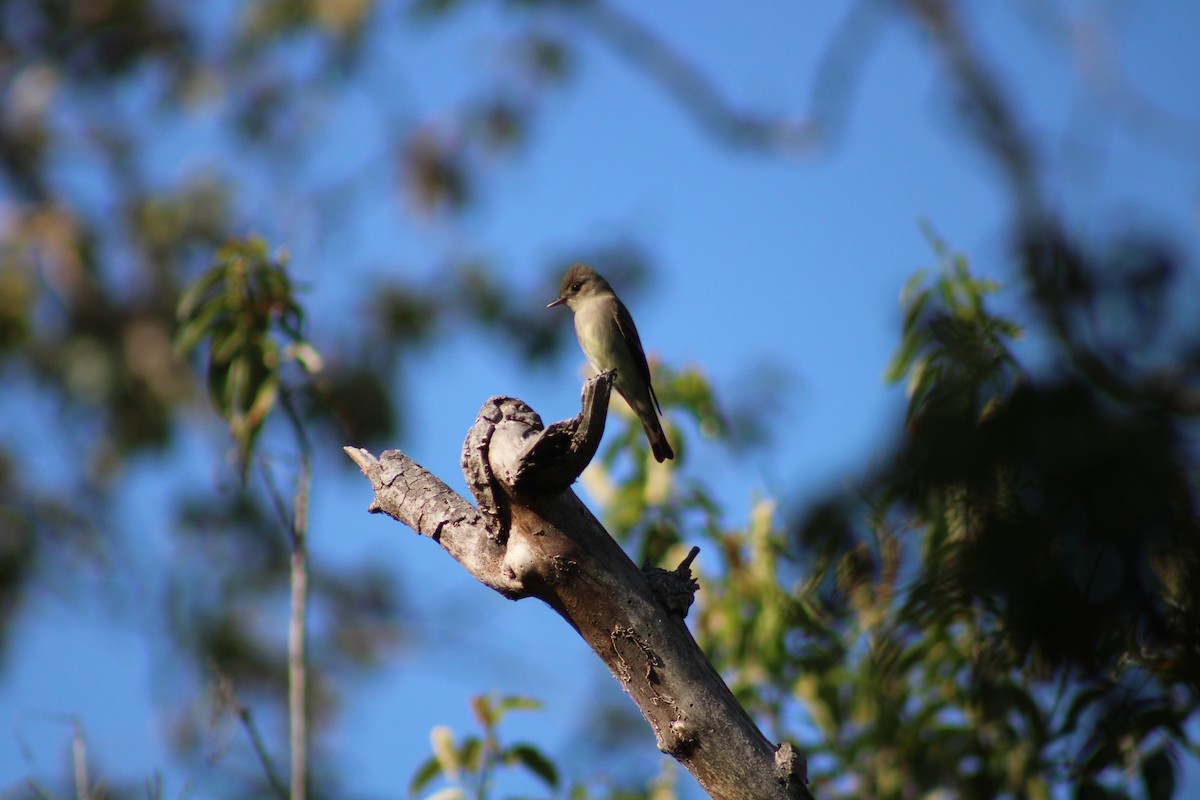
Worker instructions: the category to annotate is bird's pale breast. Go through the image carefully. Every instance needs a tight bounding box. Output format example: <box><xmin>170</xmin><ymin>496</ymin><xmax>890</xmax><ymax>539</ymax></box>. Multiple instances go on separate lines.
<box><xmin>574</xmin><ymin>295</ymin><xmax>625</xmax><ymax>373</ymax></box>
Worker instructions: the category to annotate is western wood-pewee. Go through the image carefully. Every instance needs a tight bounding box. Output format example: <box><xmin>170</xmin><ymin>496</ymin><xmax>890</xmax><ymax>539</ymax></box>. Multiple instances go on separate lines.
<box><xmin>548</xmin><ymin>263</ymin><xmax>674</xmax><ymax>462</ymax></box>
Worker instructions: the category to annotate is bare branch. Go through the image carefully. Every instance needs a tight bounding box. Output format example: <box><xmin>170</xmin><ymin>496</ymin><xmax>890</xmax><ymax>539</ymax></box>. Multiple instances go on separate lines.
<box><xmin>808</xmin><ymin>0</ymin><xmax>888</xmax><ymax>149</ymax></box>
<box><xmin>71</xmin><ymin>719</ymin><xmax>90</xmax><ymax>800</ymax></box>
<box><xmin>285</xmin><ymin>390</ymin><xmax>312</xmax><ymax>800</ymax></box>
<box><xmin>346</xmin><ymin>378</ymin><xmax>811</xmax><ymax>800</ymax></box>
<box><xmin>343</xmin><ymin>447</ymin><xmax>524</xmax><ymax>598</ymax></box>
<box><xmin>903</xmin><ymin>0</ymin><xmax>1044</xmax><ymax>221</ymax></box>
<box><xmin>214</xmin><ymin>673</ymin><xmax>288</xmax><ymax>800</ymax></box>
<box><xmin>287</xmin><ymin>471</ymin><xmax>309</xmax><ymax>800</ymax></box>
<box><xmin>575</xmin><ymin>0</ymin><xmax>816</xmax><ymax>154</ymax></box>
<box><xmin>257</xmin><ymin>387</ymin><xmax>313</xmax><ymax>800</ymax></box>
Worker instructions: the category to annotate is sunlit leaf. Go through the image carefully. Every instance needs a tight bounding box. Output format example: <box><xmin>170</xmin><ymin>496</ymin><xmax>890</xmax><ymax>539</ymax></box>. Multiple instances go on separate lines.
<box><xmin>430</xmin><ymin>725</ymin><xmax>459</xmax><ymax>782</ymax></box>
<box><xmin>408</xmin><ymin>755</ymin><xmax>443</xmax><ymax>796</ymax></box>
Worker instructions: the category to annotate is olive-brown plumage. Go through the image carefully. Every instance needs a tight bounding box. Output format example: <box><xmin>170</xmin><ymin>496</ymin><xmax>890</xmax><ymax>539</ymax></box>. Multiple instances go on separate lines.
<box><xmin>548</xmin><ymin>264</ymin><xmax>674</xmax><ymax>462</ymax></box>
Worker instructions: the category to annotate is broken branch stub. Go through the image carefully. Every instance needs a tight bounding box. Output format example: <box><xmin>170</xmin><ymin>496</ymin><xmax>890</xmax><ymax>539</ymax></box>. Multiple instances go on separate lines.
<box><xmin>483</xmin><ymin>369</ymin><xmax>615</xmax><ymax>499</ymax></box>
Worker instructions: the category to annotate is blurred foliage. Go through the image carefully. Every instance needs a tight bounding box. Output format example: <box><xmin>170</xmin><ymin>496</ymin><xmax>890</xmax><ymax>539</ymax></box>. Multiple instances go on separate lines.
<box><xmin>566</xmin><ymin>762</ymin><xmax>681</xmax><ymax>800</ymax></box>
<box><xmin>0</xmin><ymin>0</ymin><xmax>1197</xmax><ymax>799</ymax></box>
<box><xmin>164</xmin><ymin>487</ymin><xmax>403</xmax><ymax>779</ymax></box>
<box><xmin>409</xmin><ymin>694</ymin><xmax>684</xmax><ymax>800</ymax></box>
<box><xmin>578</xmin><ymin>231</ymin><xmax>1198</xmax><ymax>800</ymax></box>
<box><xmin>409</xmin><ymin>694</ymin><xmax>558</xmax><ymax>800</ymax></box>
<box><xmin>1</xmin><ymin>0</ymin><xmax>582</xmax><ymax>788</ymax></box>
<box><xmin>168</xmin><ymin>238</ymin><xmax>408</xmax><ymax>797</ymax></box>
<box><xmin>175</xmin><ymin>238</ymin><xmax>314</xmax><ymax>474</ymax></box>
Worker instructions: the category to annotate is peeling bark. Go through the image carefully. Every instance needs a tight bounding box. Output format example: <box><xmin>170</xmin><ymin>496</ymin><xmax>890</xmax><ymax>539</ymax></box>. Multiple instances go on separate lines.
<box><xmin>345</xmin><ymin>373</ymin><xmax>811</xmax><ymax>800</ymax></box>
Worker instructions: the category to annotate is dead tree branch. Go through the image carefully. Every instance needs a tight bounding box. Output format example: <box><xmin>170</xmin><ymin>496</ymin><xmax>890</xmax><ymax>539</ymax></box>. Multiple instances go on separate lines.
<box><xmin>345</xmin><ymin>372</ymin><xmax>810</xmax><ymax>800</ymax></box>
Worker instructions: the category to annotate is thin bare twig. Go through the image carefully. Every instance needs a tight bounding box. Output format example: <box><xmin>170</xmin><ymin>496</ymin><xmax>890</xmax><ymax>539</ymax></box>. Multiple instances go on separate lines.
<box><xmin>214</xmin><ymin>672</ymin><xmax>289</xmax><ymax>800</ymax></box>
<box><xmin>903</xmin><ymin>0</ymin><xmax>1044</xmax><ymax>222</ymax></box>
<box><xmin>252</xmin><ymin>452</ymin><xmax>306</xmax><ymax>796</ymax></box>
<box><xmin>258</xmin><ymin>457</ymin><xmax>295</xmax><ymax>546</ymax></box>
<box><xmin>253</xmin><ymin>382</ymin><xmax>313</xmax><ymax>800</ymax></box>
<box><xmin>287</xmin><ymin>487</ymin><xmax>309</xmax><ymax>800</ymax></box>
<box><xmin>24</xmin><ymin>779</ymin><xmax>55</xmax><ymax>800</ymax></box>
<box><xmin>808</xmin><ymin>0</ymin><xmax>888</xmax><ymax>149</ymax></box>
<box><xmin>575</xmin><ymin>0</ymin><xmax>815</xmax><ymax>154</ymax></box>
<box><xmin>71</xmin><ymin>719</ymin><xmax>90</xmax><ymax>800</ymax></box>
<box><xmin>279</xmin><ymin>389</ymin><xmax>313</xmax><ymax>800</ymax></box>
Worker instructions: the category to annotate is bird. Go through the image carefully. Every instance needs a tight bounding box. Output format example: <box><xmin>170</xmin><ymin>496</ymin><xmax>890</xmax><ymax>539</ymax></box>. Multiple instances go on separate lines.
<box><xmin>548</xmin><ymin>263</ymin><xmax>674</xmax><ymax>462</ymax></box>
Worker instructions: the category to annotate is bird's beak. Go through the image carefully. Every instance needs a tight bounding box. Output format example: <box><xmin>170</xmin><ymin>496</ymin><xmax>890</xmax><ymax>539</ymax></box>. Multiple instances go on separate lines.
<box><xmin>547</xmin><ymin>297</ymin><xmax>565</xmax><ymax>309</ymax></box>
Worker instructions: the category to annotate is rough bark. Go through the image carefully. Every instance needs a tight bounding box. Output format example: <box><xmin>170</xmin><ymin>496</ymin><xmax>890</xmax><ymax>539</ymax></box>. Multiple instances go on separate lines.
<box><xmin>345</xmin><ymin>372</ymin><xmax>811</xmax><ymax>800</ymax></box>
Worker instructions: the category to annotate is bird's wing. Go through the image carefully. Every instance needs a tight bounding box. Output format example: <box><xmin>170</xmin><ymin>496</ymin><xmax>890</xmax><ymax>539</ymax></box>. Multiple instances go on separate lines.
<box><xmin>614</xmin><ymin>298</ymin><xmax>662</xmax><ymax>415</ymax></box>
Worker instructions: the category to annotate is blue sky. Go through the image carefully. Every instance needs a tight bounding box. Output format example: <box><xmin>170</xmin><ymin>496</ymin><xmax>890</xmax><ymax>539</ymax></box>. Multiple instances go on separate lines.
<box><xmin>2</xmin><ymin>2</ymin><xmax>1199</xmax><ymax>798</ymax></box>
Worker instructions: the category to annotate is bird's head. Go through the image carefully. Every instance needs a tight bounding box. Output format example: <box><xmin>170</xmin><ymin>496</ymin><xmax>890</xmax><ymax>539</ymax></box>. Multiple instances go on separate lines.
<box><xmin>547</xmin><ymin>263</ymin><xmax>611</xmax><ymax>311</ymax></box>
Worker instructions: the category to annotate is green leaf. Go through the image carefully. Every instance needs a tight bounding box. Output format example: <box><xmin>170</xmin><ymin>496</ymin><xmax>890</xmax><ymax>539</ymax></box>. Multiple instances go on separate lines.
<box><xmin>245</xmin><ymin>370</ymin><xmax>280</xmax><ymax>429</ymax></box>
<box><xmin>173</xmin><ymin>298</ymin><xmax>227</xmax><ymax>356</ymax></box>
<box><xmin>497</xmin><ymin>695</ymin><xmax>542</xmax><ymax>713</ymax></box>
<box><xmin>210</xmin><ymin>324</ymin><xmax>248</xmax><ymax>363</ymax></box>
<box><xmin>459</xmin><ymin>736</ymin><xmax>483</xmax><ymax>774</ymax></box>
<box><xmin>1141</xmin><ymin>747</ymin><xmax>1175</xmax><ymax>800</ymax></box>
<box><xmin>504</xmin><ymin>743</ymin><xmax>559</xmax><ymax>788</ymax></box>
<box><xmin>176</xmin><ymin>265</ymin><xmax>226</xmax><ymax>322</ymax></box>
<box><xmin>470</xmin><ymin>694</ymin><xmax>495</xmax><ymax>728</ymax></box>
<box><xmin>408</xmin><ymin>755</ymin><xmax>443</xmax><ymax>797</ymax></box>
<box><xmin>224</xmin><ymin>354</ymin><xmax>250</xmax><ymax>412</ymax></box>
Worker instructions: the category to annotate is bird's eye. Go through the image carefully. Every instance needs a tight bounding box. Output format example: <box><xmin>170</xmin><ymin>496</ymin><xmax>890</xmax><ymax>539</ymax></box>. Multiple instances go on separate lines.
<box><xmin>571</xmin><ymin>282</ymin><xmax>581</xmax><ymax>292</ymax></box>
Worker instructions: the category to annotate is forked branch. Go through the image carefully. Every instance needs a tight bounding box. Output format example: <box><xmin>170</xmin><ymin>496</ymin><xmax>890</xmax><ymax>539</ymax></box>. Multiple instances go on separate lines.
<box><xmin>345</xmin><ymin>372</ymin><xmax>810</xmax><ymax>800</ymax></box>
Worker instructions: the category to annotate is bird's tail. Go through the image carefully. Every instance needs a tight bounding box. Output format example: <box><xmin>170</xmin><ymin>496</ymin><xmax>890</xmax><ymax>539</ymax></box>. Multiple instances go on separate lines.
<box><xmin>645</xmin><ymin>420</ymin><xmax>674</xmax><ymax>462</ymax></box>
